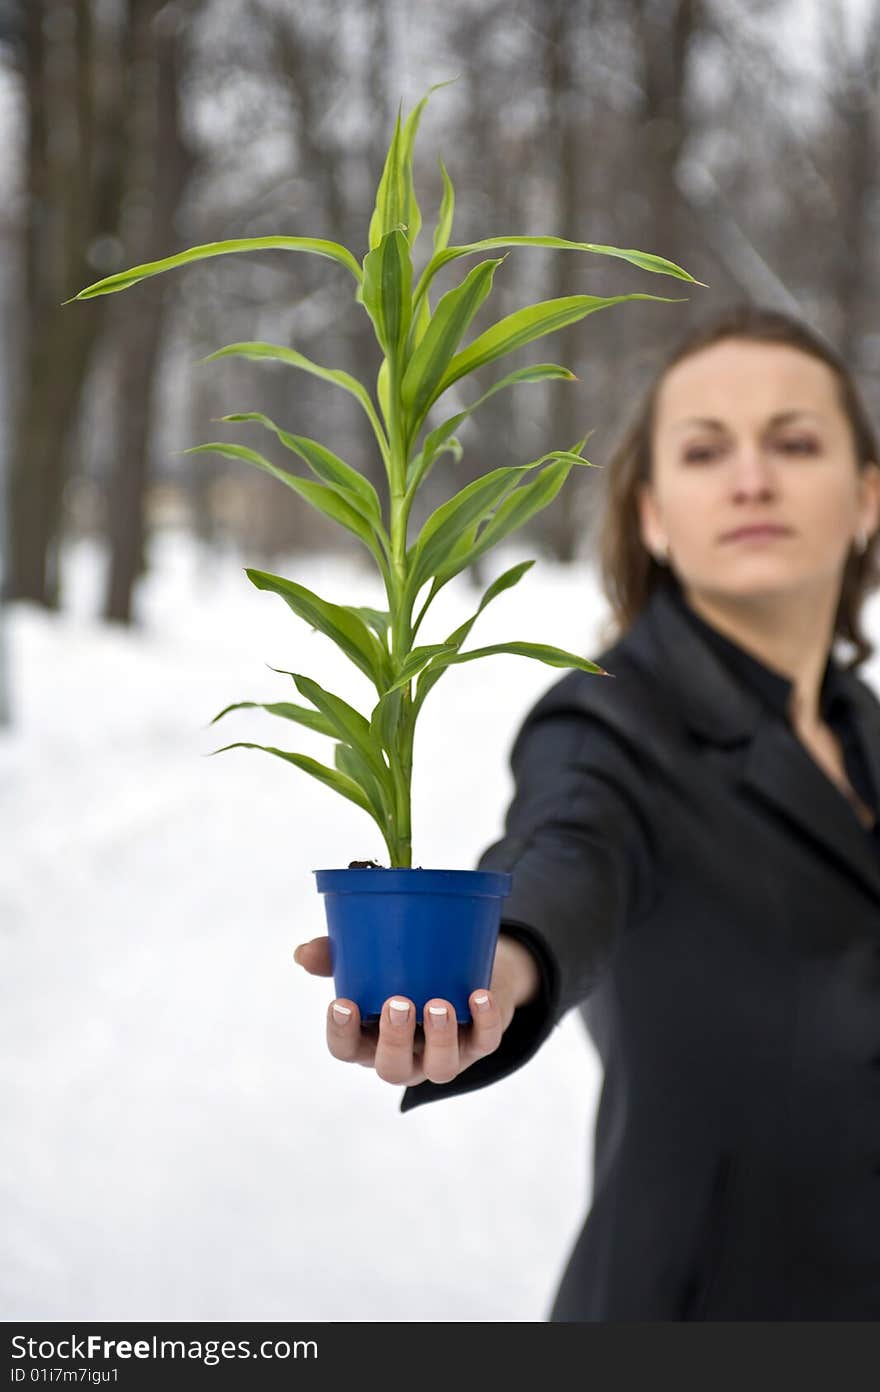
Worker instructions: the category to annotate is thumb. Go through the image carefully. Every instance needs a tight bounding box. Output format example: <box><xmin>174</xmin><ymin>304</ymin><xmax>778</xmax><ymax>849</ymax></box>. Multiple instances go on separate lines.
<box><xmin>293</xmin><ymin>936</ymin><xmax>333</xmax><ymax>976</ymax></box>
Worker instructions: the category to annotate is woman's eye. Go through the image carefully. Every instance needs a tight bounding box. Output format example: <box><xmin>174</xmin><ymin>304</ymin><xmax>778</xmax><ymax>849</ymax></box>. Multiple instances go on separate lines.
<box><xmin>778</xmin><ymin>438</ymin><xmax>818</xmax><ymax>453</ymax></box>
<box><xmin>683</xmin><ymin>438</ymin><xmax>818</xmax><ymax>463</ymax></box>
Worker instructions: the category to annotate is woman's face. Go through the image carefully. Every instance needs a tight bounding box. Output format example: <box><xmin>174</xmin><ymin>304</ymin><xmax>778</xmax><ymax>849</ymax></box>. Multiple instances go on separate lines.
<box><xmin>637</xmin><ymin>338</ymin><xmax>880</xmax><ymax>604</ymax></box>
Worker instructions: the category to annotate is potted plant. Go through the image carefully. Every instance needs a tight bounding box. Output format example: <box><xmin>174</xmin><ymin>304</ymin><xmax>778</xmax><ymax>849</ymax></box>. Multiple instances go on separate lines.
<box><xmin>65</xmin><ymin>80</ymin><xmax>703</xmax><ymax>1024</ymax></box>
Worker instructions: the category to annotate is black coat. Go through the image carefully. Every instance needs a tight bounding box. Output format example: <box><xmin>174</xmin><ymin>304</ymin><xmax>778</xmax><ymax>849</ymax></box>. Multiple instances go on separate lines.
<box><xmin>400</xmin><ymin>577</ymin><xmax>880</xmax><ymax>1320</ymax></box>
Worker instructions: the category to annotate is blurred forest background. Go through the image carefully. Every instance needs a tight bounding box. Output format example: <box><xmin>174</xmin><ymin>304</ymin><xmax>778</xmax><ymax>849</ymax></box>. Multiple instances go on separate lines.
<box><xmin>0</xmin><ymin>0</ymin><xmax>878</xmax><ymax>695</ymax></box>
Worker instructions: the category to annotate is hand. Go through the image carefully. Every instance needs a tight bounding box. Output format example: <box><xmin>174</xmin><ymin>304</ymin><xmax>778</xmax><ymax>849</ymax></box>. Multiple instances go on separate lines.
<box><xmin>292</xmin><ymin>932</ymin><xmax>540</xmax><ymax>1088</ymax></box>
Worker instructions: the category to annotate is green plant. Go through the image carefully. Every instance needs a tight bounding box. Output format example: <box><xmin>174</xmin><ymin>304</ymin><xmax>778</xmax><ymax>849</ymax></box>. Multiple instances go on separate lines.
<box><xmin>65</xmin><ymin>79</ymin><xmax>705</xmax><ymax>868</ymax></box>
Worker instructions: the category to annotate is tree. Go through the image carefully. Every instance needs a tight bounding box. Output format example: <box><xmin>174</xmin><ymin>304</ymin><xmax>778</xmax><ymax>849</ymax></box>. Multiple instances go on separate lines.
<box><xmin>103</xmin><ymin>1</ymin><xmax>201</xmax><ymax>624</ymax></box>
<box><xmin>3</xmin><ymin>0</ymin><xmax>128</xmax><ymax>607</ymax></box>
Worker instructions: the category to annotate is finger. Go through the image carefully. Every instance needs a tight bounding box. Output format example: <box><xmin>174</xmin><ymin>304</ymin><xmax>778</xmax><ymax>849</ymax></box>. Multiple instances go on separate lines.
<box><xmin>326</xmin><ymin>997</ymin><xmax>375</xmax><ymax>1066</ymax></box>
<box><xmin>459</xmin><ymin>988</ymin><xmax>504</xmax><ymax>1069</ymax></box>
<box><xmin>421</xmin><ymin>998</ymin><xmax>461</xmax><ymax>1084</ymax></box>
<box><xmin>373</xmin><ymin>996</ymin><xmax>418</xmax><ymax>1085</ymax></box>
<box><xmin>352</xmin><ymin>1017</ymin><xmax>428</xmax><ymax>1072</ymax></box>
<box><xmin>293</xmin><ymin>937</ymin><xmax>333</xmax><ymax>976</ymax></box>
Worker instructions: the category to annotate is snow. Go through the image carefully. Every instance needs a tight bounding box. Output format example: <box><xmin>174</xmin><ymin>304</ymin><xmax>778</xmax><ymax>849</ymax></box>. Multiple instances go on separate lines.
<box><xmin>4</xmin><ymin>531</ymin><xmax>878</xmax><ymax>1321</ymax></box>
<box><xmin>0</xmin><ymin>533</ymin><xmax>608</xmax><ymax>1322</ymax></box>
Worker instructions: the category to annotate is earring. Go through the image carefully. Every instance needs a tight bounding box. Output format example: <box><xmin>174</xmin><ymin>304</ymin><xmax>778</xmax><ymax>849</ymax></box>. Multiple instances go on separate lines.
<box><xmin>653</xmin><ymin>540</ymin><xmax>670</xmax><ymax>565</ymax></box>
<box><xmin>855</xmin><ymin>528</ymin><xmax>868</xmax><ymax>555</ymax></box>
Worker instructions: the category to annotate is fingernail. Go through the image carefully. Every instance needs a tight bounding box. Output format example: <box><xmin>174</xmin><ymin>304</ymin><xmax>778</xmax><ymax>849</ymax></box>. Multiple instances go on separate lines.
<box><xmin>473</xmin><ymin>993</ymin><xmax>490</xmax><ymax>1013</ymax></box>
<box><xmin>389</xmin><ymin>998</ymin><xmax>410</xmax><ymax>1027</ymax></box>
<box><xmin>428</xmin><ymin>1004</ymin><xmax>449</xmax><ymax>1029</ymax></box>
<box><xmin>332</xmin><ymin>1003</ymin><xmax>351</xmax><ymax>1025</ymax></box>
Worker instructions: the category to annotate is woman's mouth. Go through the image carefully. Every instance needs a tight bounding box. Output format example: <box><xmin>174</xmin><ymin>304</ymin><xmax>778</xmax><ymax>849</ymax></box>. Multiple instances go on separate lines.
<box><xmin>722</xmin><ymin>524</ymin><xmax>793</xmax><ymax>542</ymax></box>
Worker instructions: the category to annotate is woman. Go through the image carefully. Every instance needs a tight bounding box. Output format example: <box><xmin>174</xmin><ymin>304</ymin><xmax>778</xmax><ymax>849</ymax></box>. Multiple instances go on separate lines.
<box><xmin>293</xmin><ymin>303</ymin><xmax>880</xmax><ymax>1320</ymax></box>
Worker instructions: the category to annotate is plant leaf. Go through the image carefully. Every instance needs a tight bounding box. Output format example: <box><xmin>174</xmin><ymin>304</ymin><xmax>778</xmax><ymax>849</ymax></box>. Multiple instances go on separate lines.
<box><xmin>286</xmin><ymin>672</ymin><xmax>389</xmax><ymax>783</ymax></box>
<box><xmin>413</xmin><ymin>234</ymin><xmax>707</xmax><ymax>307</ymax></box>
<box><xmin>399</xmin><ymin>78</ymin><xmax>459</xmax><ymax>250</ymax></box>
<box><xmin>438</xmin><ymin>293</ymin><xmax>687</xmax><ymax>397</ymax></box>
<box><xmin>384</xmin><ymin>642</ymin><xmax>460</xmax><ymax>695</ymax></box>
<box><xmin>245</xmin><ymin>568</ymin><xmax>392</xmax><ymax>692</ymax></box>
<box><xmin>413</xmin><ymin>640</ymin><xmax>610</xmax><ymax>684</ymax></box>
<box><xmin>406</xmin><ymin>363</ymin><xmax>576</xmax><ymax>498</ymax></box>
<box><xmin>439</xmin><ymin>449</ymin><xmax>594</xmax><ymax>589</ymax></box>
<box><xmin>368</xmin><ymin>103</ymin><xmax>406</xmax><ymax>252</ymax></box>
<box><xmin>433</xmin><ymin>156</ymin><xmax>455</xmax><ymax>255</ymax></box>
<box><xmin>206</xmin><ymin>741</ymin><xmax>376</xmax><ymax>817</ymax></box>
<box><xmin>377</xmin><ymin>358</ymin><xmax>391</xmax><ymax>431</ymax></box>
<box><xmin>361</xmin><ymin>228</ymin><xmax>413</xmax><ymax>361</ymax></box>
<box><xmin>414</xmin><ymin>560</ymin><xmax>535</xmax><ymax>712</ymax></box>
<box><xmin>261</xmin><ymin>670</ymin><xmax>392</xmax><ymax>796</ymax></box>
<box><xmin>417</xmin><ymin>439</ymin><xmax>595</xmax><ymax>620</ymax></box>
<box><xmin>368</xmin><ymin>79</ymin><xmax>459</xmax><ymax>254</ymax></box>
<box><xmin>334</xmin><ymin>743</ymin><xmax>393</xmax><ymax>836</ymax></box>
<box><xmin>399</xmin><ymin>114</ymin><xmax>423</xmax><ymax>251</ymax></box>
<box><xmin>206</xmin><ymin>699</ymin><xmax>337</xmax><ymax>740</ymax></box>
<box><xmin>428</xmin><ymin>448</ymin><xmax>595</xmax><ymax>606</ymax></box>
<box><xmin>406</xmin><ymin>447</ymin><xmax>591</xmax><ymax>599</ymax></box>
<box><xmin>410</xmin><ymin>288</ymin><xmax>432</xmax><ymax>353</ymax></box>
<box><xmin>207</xmin><ymin>412</ymin><xmax>384</xmax><ymax>528</ymax></box>
<box><xmin>369</xmin><ymin>687</ymin><xmax>404</xmax><ymax>760</ymax></box>
<box><xmin>400</xmin><ymin>257</ymin><xmax>505</xmax><ymax>437</ymax></box>
<box><xmin>339</xmin><ymin>607</ymin><xmax>391</xmax><ymax>643</ymax></box>
<box><xmin>63</xmin><ymin>236</ymin><xmax>362</xmax><ymax>303</ymax></box>
<box><xmin>183</xmin><ymin>442</ymin><xmax>390</xmax><ymax>577</ymax></box>
<box><xmin>405</xmin><ymin>435</ymin><xmax>463</xmax><ymax>494</ymax></box>
<box><xmin>197</xmin><ymin>342</ymin><xmax>389</xmax><ymax>465</ymax></box>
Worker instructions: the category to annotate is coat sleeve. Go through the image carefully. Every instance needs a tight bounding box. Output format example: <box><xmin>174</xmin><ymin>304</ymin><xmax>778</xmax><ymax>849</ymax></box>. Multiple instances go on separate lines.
<box><xmin>399</xmin><ymin>704</ymin><xmax>658</xmax><ymax>1113</ymax></box>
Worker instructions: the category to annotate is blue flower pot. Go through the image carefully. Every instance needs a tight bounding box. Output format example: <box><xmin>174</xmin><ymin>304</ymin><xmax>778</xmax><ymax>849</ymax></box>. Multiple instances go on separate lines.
<box><xmin>314</xmin><ymin>867</ymin><xmax>513</xmax><ymax>1025</ymax></box>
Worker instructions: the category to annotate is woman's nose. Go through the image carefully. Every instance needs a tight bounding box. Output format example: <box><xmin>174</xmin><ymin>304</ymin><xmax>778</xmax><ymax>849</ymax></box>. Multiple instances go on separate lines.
<box><xmin>728</xmin><ymin>448</ymin><xmax>777</xmax><ymax>497</ymax></box>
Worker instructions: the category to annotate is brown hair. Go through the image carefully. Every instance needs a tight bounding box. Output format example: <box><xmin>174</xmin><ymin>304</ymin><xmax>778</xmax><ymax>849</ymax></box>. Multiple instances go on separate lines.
<box><xmin>592</xmin><ymin>301</ymin><xmax>880</xmax><ymax>671</ymax></box>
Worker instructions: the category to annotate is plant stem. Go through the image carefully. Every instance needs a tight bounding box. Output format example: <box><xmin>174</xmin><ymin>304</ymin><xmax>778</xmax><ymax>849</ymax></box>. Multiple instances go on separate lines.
<box><xmin>387</xmin><ymin>355</ymin><xmax>414</xmax><ymax>869</ymax></box>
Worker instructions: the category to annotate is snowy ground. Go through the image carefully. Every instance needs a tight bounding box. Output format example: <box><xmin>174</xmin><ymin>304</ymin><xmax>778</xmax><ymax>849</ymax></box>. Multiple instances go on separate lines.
<box><xmin>1</xmin><ymin>533</ymin><xmax>613</xmax><ymax>1322</ymax></box>
<box><xmin>4</xmin><ymin>532</ymin><xmax>878</xmax><ymax>1322</ymax></box>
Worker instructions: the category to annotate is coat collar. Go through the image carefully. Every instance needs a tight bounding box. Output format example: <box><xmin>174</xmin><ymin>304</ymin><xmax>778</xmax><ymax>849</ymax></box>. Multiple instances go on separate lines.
<box><xmin>629</xmin><ymin>579</ymin><xmax>880</xmax><ymax>909</ymax></box>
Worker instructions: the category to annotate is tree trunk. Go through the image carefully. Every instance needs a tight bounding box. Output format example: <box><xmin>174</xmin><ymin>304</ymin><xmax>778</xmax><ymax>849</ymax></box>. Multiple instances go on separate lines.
<box><xmin>103</xmin><ymin>1</ymin><xmax>198</xmax><ymax>625</ymax></box>
<box><xmin>3</xmin><ymin>0</ymin><xmax>127</xmax><ymax>608</ymax></box>
<box><xmin>542</xmin><ymin>0</ymin><xmax>592</xmax><ymax>563</ymax></box>
<box><xmin>820</xmin><ymin>1</ymin><xmax>880</xmax><ymax>371</ymax></box>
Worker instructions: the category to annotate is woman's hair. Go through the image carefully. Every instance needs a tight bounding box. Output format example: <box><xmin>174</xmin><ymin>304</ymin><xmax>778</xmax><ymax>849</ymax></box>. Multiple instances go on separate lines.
<box><xmin>593</xmin><ymin>301</ymin><xmax>880</xmax><ymax>671</ymax></box>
